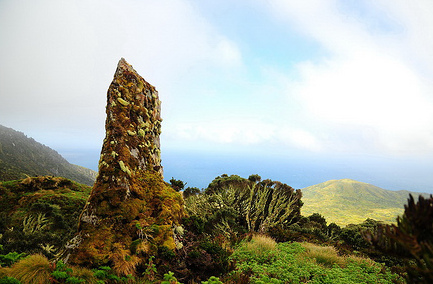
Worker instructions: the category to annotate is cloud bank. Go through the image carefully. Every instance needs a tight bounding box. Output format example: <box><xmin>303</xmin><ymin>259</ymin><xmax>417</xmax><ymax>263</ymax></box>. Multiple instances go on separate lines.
<box><xmin>0</xmin><ymin>0</ymin><xmax>432</xmax><ymax>159</ymax></box>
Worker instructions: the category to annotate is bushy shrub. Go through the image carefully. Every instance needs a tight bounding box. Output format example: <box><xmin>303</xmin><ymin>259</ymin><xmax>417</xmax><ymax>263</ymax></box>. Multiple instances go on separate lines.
<box><xmin>157</xmin><ymin>226</ymin><xmax>233</xmax><ymax>284</ymax></box>
<box><xmin>185</xmin><ymin>174</ymin><xmax>302</xmax><ymax>237</ymax></box>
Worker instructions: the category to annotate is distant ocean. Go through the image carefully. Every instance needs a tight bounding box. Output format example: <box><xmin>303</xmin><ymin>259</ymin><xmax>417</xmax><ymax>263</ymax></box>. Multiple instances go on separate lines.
<box><xmin>59</xmin><ymin>147</ymin><xmax>433</xmax><ymax>193</ymax></box>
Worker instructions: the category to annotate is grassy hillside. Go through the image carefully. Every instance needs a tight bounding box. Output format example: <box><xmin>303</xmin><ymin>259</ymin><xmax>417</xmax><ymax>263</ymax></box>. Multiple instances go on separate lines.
<box><xmin>0</xmin><ymin>124</ymin><xmax>96</xmax><ymax>186</ymax></box>
<box><xmin>301</xmin><ymin>178</ymin><xmax>429</xmax><ymax>226</ymax></box>
<box><xmin>0</xmin><ymin>176</ymin><xmax>91</xmax><ymax>256</ymax></box>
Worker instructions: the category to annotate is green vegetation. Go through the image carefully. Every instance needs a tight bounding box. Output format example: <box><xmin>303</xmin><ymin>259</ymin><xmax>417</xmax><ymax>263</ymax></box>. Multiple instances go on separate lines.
<box><xmin>229</xmin><ymin>235</ymin><xmax>403</xmax><ymax>283</ymax></box>
<box><xmin>0</xmin><ymin>124</ymin><xmax>96</xmax><ymax>186</ymax></box>
<box><xmin>0</xmin><ymin>174</ymin><xmax>431</xmax><ymax>282</ymax></box>
<box><xmin>186</xmin><ymin>174</ymin><xmax>302</xmax><ymax>236</ymax></box>
<box><xmin>0</xmin><ymin>176</ymin><xmax>91</xmax><ymax>256</ymax></box>
<box><xmin>302</xmin><ymin>179</ymin><xmax>429</xmax><ymax>226</ymax></box>
<box><xmin>369</xmin><ymin>194</ymin><xmax>433</xmax><ymax>283</ymax></box>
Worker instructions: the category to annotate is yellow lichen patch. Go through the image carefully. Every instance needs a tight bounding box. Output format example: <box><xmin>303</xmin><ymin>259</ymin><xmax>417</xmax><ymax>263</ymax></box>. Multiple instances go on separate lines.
<box><xmin>117</xmin><ymin>97</ymin><xmax>129</xmax><ymax>106</ymax></box>
<box><xmin>138</xmin><ymin>129</ymin><xmax>145</xmax><ymax>137</ymax></box>
<box><xmin>118</xmin><ymin>161</ymin><xmax>132</xmax><ymax>176</ymax></box>
<box><xmin>127</xmin><ymin>130</ymin><xmax>136</xmax><ymax>136</ymax></box>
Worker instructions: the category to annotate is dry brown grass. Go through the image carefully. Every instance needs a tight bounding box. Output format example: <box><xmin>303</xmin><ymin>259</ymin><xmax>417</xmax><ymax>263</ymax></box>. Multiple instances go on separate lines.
<box><xmin>0</xmin><ymin>267</ymin><xmax>10</xmax><ymax>278</ymax></box>
<box><xmin>8</xmin><ymin>254</ymin><xmax>52</xmax><ymax>284</ymax></box>
<box><xmin>70</xmin><ymin>265</ymin><xmax>98</xmax><ymax>284</ymax></box>
<box><xmin>110</xmin><ymin>243</ymin><xmax>141</xmax><ymax>276</ymax></box>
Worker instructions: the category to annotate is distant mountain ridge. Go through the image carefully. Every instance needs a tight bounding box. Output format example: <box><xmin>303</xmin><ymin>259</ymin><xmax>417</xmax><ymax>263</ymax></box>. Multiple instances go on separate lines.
<box><xmin>0</xmin><ymin>124</ymin><xmax>96</xmax><ymax>186</ymax></box>
<box><xmin>301</xmin><ymin>178</ymin><xmax>430</xmax><ymax>226</ymax></box>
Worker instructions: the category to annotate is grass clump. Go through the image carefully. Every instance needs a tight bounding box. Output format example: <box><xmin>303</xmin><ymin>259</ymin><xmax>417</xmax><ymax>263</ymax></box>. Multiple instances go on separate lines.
<box><xmin>8</xmin><ymin>254</ymin><xmax>51</xmax><ymax>284</ymax></box>
<box><xmin>231</xmin><ymin>234</ymin><xmax>277</xmax><ymax>264</ymax></box>
<box><xmin>301</xmin><ymin>242</ymin><xmax>346</xmax><ymax>268</ymax></box>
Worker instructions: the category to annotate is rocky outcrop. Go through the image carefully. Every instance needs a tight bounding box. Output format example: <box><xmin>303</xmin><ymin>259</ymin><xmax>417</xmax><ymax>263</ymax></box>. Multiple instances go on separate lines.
<box><xmin>64</xmin><ymin>58</ymin><xmax>184</xmax><ymax>276</ymax></box>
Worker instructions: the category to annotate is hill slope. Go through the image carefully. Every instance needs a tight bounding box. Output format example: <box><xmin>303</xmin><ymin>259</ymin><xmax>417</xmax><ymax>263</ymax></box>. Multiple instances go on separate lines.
<box><xmin>0</xmin><ymin>124</ymin><xmax>96</xmax><ymax>186</ymax></box>
<box><xmin>0</xmin><ymin>176</ymin><xmax>91</xmax><ymax>256</ymax></box>
<box><xmin>301</xmin><ymin>178</ymin><xmax>430</xmax><ymax>226</ymax></box>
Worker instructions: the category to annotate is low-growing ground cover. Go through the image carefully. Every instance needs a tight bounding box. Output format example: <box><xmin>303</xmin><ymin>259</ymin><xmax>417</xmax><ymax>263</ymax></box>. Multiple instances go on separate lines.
<box><xmin>229</xmin><ymin>235</ymin><xmax>404</xmax><ymax>284</ymax></box>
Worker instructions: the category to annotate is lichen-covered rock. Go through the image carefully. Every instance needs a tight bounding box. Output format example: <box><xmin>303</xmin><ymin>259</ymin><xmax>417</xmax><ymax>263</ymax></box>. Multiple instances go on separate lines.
<box><xmin>64</xmin><ymin>58</ymin><xmax>184</xmax><ymax>276</ymax></box>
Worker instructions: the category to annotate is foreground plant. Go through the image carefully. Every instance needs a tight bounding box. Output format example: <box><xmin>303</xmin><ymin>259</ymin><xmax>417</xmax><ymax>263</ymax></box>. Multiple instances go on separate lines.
<box><xmin>370</xmin><ymin>194</ymin><xmax>433</xmax><ymax>282</ymax></box>
<box><xmin>230</xmin><ymin>239</ymin><xmax>403</xmax><ymax>283</ymax></box>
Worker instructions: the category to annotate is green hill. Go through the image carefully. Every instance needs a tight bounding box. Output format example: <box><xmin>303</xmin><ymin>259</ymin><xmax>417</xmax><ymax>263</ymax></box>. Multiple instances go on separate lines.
<box><xmin>0</xmin><ymin>124</ymin><xmax>96</xmax><ymax>186</ymax></box>
<box><xmin>301</xmin><ymin>178</ymin><xmax>430</xmax><ymax>226</ymax></box>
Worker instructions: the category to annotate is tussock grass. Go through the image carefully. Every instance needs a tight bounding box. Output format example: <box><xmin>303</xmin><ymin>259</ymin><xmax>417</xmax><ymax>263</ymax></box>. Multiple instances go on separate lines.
<box><xmin>301</xmin><ymin>242</ymin><xmax>376</xmax><ymax>269</ymax></box>
<box><xmin>346</xmin><ymin>255</ymin><xmax>376</xmax><ymax>267</ymax></box>
<box><xmin>8</xmin><ymin>254</ymin><xmax>51</xmax><ymax>284</ymax></box>
<box><xmin>0</xmin><ymin>267</ymin><xmax>10</xmax><ymax>278</ymax></box>
<box><xmin>301</xmin><ymin>242</ymin><xmax>346</xmax><ymax>268</ymax></box>
<box><xmin>69</xmin><ymin>265</ymin><xmax>98</xmax><ymax>284</ymax></box>
<box><xmin>232</xmin><ymin>234</ymin><xmax>277</xmax><ymax>264</ymax></box>
<box><xmin>246</xmin><ymin>234</ymin><xmax>277</xmax><ymax>252</ymax></box>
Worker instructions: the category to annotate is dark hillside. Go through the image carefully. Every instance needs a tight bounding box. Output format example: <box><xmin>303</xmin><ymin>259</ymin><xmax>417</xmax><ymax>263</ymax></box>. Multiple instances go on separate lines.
<box><xmin>0</xmin><ymin>124</ymin><xmax>96</xmax><ymax>186</ymax></box>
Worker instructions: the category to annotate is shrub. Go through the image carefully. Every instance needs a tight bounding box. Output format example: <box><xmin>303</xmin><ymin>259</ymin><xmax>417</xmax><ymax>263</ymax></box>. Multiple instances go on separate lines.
<box><xmin>186</xmin><ymin>175</ymin><xmax>302</xmax><ymax>237</ymax></box>
<box><xmin>201</xmin><ymin>276</ymin><xmax>223</xmax><ymax>284</ymax></box>
<box><xmin>161</xmin><ymin>271</ymin><xmax>180</xmax><ymax>284</ymax></box>
<box><xmin>168</xmin><ymin>231</ymin><xmax>233</xmax><ymax>283</ymax></box>
<box><xmin>370</xmin><ymin>194</ymin><xmax>433</xmax><ymax>282</ymax></box>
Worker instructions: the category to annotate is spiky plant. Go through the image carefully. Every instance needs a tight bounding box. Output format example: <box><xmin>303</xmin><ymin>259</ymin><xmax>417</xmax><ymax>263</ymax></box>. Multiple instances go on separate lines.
<box><xmin>369</xmin><ymin>194</ymin><xmax>433</xmax><ymax>282</ymax></box>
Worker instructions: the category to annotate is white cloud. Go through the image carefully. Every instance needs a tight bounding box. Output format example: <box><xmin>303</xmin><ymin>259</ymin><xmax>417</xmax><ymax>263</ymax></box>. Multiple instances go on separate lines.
<box><xmin>0</xmin><ymin>0</ymin><xmax>243</xmax><ymax>148</ymax></box>
<box><xmin>266</xmin><ymin>0</ymin><xmax>433</xmax><ymax>155</ymax></box>
<box><xmin>278</xmin><ymin>128</ymin><xmax>322</xmax><ymax>152</ymax></box>
<box><xmin>165</xmin><ymin>118</ymin><xmax>276</xmax><ymax>146</ymax></box>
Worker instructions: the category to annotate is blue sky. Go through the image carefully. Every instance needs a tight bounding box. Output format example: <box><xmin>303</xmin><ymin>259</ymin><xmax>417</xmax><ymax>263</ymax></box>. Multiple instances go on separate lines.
<box><xmin>1</xmin><ymin>0</ymin><xmax>432</xmax><ymax>192</ymax></box>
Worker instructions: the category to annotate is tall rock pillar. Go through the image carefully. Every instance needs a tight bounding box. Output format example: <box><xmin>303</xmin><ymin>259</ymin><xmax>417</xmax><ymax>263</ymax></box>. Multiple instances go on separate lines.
<box><xmin>65</xmin><ymin>58</ymin><xmax>184</xmax><ymax>276</ymax></box>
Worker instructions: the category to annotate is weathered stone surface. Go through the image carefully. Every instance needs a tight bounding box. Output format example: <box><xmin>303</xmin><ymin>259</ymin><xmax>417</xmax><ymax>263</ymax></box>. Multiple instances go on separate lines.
<box><xmin>64</xmin><ymin>58</ymin><xmax>184</xmax><ymax>275</ymax></box>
